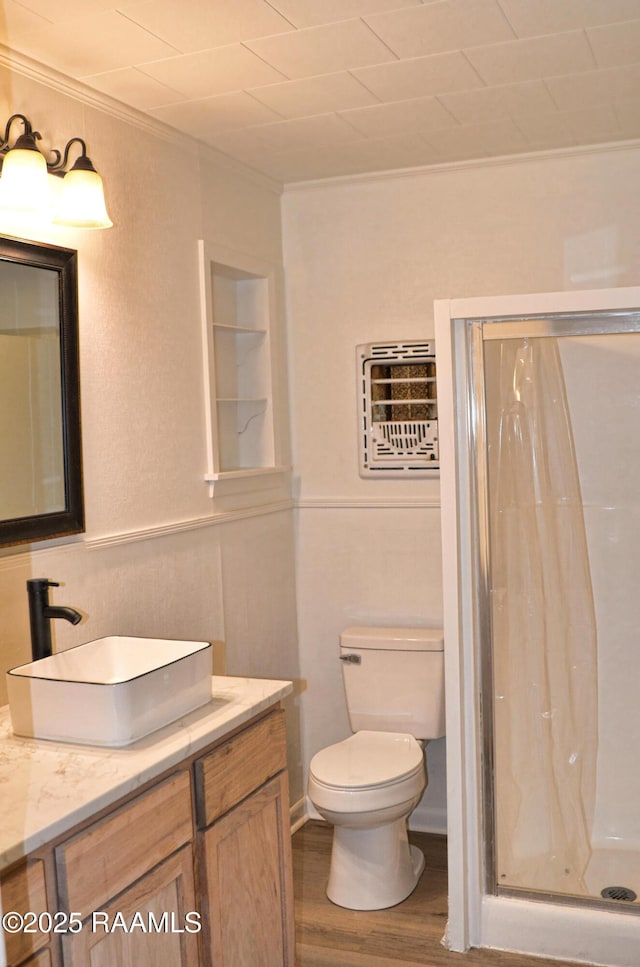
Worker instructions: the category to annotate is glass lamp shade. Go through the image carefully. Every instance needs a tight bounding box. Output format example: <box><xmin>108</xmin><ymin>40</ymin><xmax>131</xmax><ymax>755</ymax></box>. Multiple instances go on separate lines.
<box><xmin>53</xmin><ymin>165</ymin><xmax>113</xmax><ymax>229</ymax></box>
<box><xmin>0</xmin><ymin>146</ymin><xmax>51</xmax><ymax>213</ymax></box>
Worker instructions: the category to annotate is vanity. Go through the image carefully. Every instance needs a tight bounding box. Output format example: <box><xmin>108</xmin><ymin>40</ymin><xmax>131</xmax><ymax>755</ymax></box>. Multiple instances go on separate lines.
<box><xmin>0</xmin><ymin>676</ymin><xmax>295</xmax><ymax>967</ymax></box>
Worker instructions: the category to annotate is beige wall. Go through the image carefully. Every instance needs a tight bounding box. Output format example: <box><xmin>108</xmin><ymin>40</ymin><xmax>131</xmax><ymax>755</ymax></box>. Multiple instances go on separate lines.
<box><xmin>282</xmin><ymin>144</ymin><xmax>640</xmax><ymax>830</ymax></box>
<box><xmin>0</xmin><ymin>64</ymin><xmax>303</xmax><ymax>803</ymax></box>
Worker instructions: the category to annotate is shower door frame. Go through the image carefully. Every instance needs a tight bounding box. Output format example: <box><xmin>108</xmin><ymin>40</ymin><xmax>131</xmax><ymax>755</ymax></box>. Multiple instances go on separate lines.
<box><xmin>434</xmin><ymin>286</ymin><xmax>640</xmax><ymax>967</ymax></box>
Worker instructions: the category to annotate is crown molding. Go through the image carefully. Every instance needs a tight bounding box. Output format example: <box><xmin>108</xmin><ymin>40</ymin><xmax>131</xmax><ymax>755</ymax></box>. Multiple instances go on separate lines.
<box><xmin>283</xmin><ymin>136</ymin><xmax>640</xmax><ymax>193</ymax></box>
<box><xmin>0</xmin><ymin>44</ymin><xmax>283</xmax><ymax>196</ymax></box>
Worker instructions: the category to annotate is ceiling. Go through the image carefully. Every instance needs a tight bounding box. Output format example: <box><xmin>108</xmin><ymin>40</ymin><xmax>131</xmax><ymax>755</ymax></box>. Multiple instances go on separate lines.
<box><xmin>2</xmin><ymin>0</ymin><xmax>640</xmax><ymax>184</ymax></box>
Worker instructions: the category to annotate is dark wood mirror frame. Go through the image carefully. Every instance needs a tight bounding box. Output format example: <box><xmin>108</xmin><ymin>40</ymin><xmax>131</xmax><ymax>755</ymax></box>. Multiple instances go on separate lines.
<box><xmin>0</xmin><ymin>235</ymin><xmax>84</xmax><ymax>546</ymax></box>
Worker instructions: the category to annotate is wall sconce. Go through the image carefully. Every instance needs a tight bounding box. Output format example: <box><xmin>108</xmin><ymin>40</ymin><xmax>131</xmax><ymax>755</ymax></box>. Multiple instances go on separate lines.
<box><xmin>0</xmin><ymin>113</ymin><xmax>112</xmax><ymax>229</ymax></box>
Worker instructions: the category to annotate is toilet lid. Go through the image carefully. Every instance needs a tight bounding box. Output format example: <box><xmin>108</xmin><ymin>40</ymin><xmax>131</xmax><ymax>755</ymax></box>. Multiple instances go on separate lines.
<box><xmin>309</xmin><ymin>731</ymin><xmax>424</xmax><ymax>789</ymax></box>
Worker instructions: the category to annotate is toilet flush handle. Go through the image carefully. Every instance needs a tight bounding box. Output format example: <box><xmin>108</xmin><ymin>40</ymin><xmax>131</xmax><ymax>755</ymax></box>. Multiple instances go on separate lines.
<box><xmin>339</xmin><ymin>654</ymin><xmax>361</xmax><ymax>664</ymax></box>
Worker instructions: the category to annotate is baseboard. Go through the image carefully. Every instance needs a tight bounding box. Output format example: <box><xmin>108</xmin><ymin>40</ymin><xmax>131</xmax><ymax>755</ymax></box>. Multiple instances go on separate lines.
<box><xmin>290</xmin><ymin>796</ymin><xmax>309</xmax><ymax>834</ymax></box>
<box><xmin>409</xmin><ymin>803</ymin><xmax>447</xmax><ymax>835</ymax></box>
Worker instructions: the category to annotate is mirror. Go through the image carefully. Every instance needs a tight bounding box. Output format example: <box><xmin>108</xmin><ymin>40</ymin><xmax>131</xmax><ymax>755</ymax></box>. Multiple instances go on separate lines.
<box><xmin>0</xmin><ymin>235</ymin><xmax>84</xmax><ymax>546</ymax></box>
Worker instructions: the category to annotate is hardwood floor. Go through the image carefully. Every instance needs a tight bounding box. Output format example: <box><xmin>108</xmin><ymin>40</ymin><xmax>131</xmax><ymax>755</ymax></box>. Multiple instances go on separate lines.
<box><xmin>293</xmin><ymin>821</ymin><xmax>582</xmax><ymax>967</ymax></box>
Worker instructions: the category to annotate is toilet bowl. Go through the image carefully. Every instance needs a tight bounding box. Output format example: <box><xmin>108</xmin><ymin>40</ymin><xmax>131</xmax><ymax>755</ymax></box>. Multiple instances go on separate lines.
<box><xmin>308</xmin><ymin>731</ymin><xmax>427</xmax><ymax>910</ymax></box>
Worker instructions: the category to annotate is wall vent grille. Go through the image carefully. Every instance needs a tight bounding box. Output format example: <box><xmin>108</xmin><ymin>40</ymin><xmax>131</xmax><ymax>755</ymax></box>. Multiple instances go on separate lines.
<box><xmin>357</xmin><ymin>340</ymin><xmax>438</xmax><ymax>477</ymax></box>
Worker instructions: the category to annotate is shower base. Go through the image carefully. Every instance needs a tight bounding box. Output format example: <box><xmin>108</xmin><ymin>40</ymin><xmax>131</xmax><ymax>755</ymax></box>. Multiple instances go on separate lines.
<box><xmin>585</xmin><ymin>849</ymin><xmax>640</xmax><ymax>904</ymax></box>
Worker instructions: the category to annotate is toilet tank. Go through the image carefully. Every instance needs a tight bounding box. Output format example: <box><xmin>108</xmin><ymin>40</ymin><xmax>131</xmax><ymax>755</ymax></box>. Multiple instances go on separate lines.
<box><xmin>340</xmin><ymin>626</ymin><xmax>445</xmax><ymax>739</ymax></box>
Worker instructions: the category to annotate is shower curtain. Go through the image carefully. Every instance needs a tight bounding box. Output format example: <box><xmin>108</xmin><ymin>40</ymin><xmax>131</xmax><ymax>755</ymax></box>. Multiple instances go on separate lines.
<box><xmin>488</xmin><ymin>336</ymin><xmax>598</xmax><ymax>896</ymax></box>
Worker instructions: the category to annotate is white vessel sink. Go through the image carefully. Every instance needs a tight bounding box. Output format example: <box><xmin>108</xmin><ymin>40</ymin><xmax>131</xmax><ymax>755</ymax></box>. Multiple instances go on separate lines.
<box><xmin>6</xmin><ymin>636</ymin><xmax>212</xmax><ymax>747</ymax></box>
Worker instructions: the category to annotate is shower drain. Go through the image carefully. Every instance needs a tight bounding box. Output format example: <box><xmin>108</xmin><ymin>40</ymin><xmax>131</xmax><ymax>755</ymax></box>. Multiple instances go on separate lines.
<box><xmin>600</xmin><ymin>886</ymin><xmax>637</xmax><ymax>902</ymax></box>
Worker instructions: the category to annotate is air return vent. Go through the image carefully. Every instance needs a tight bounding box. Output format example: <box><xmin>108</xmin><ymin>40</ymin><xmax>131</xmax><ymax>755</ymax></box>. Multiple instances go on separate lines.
<box><xmin>357</xmin><ymin>340</ymin><xmax>438</xmax><ymax>477</ymax></box>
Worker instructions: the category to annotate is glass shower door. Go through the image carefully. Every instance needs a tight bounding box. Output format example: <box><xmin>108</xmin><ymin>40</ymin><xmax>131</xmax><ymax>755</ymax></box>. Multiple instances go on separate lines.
<box><xmin>480</xmin><ymin>319</ymin><xmax>640</xmax><ymax>907</ymax></box>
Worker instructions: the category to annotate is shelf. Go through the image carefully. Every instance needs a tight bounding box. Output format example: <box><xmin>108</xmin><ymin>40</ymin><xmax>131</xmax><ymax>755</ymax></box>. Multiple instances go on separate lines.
<box><xmin>216</xmin><ymin>398</ymin><xmax>268</xmax><ymax>404</ymax></box>
<box><xmin>199</xmin><ymin>241</ymin><xmax>281</xmax><ymax>497</ymax></box>
<box><xmin>205</xmin><ymin>465</ymin><xmax>291</xmax><ymax>483</ymax></box>
<box><xmin>204</xmin><ymin>465</ymin><xmax>291</xmax><ymax>497</ymax></box>
<box><xmin>213</xmin><ymin>323</ymin><xmax>267</xmax><ymax>335</ymax></box>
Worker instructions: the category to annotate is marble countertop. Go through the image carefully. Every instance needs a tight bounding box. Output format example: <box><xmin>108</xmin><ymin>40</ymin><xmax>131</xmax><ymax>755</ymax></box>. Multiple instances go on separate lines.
<box><xmin>0</xmin><ymin>676</ymin><xmax>292</xmax><ymax>871</ymax></box>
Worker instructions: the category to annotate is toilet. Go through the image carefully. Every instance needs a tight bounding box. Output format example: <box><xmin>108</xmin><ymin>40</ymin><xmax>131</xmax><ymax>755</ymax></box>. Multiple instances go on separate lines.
<box><xmin>307</xmin><ymin>625</ymin><xmax>445</xmax><ymax>911</ymax></box>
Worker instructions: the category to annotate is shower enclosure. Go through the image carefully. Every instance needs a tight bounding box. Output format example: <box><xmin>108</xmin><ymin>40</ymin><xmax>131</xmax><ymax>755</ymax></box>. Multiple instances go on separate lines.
<box><xmin>435</xmin><ymin>287</ymin><xmax>640</xmax><ymax>967</ymax></box>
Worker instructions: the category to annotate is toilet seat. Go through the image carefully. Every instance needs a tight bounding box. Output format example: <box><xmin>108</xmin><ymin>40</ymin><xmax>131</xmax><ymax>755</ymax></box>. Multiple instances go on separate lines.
<box><xmin>309</xmin><ymin>731</ymin><xmax>424</xmax><ymax>790</ymax></box>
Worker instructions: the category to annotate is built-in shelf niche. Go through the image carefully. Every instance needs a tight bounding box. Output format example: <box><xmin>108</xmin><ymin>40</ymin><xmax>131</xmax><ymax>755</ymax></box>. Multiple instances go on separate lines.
<box><xmin>199</xmin><ymin>241</ymin><xmax>288</xmax><ymax>496</ymax></box>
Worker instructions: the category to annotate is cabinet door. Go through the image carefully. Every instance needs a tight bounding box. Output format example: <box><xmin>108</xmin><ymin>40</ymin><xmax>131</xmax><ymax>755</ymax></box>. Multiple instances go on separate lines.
<box><xmin>201</xmin><ymin>772</ymin><xmax>295</xmax><ymax>967</ymax></box>
<box><xmin>62</xmin><ymin>846</ymin><xmax>199</xmax><ymax>967</ymax></box>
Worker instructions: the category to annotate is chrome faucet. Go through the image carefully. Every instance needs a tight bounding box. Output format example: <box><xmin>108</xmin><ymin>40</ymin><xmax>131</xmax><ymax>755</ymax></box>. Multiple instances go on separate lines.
<box><xmin>27</xmin><ymin>579</ymin><xmax>82</xmax><ymax>661</ymax></box>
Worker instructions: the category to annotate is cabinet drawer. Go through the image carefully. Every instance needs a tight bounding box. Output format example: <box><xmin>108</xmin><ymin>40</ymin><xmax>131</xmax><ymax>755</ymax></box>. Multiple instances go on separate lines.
<box><xmin>196</xmin><ymin>709</ymin><xmax>286</xmax><ymax>827</ymax></box>
<box><xmin>0</xmin><ymin>859</ymin><xmax>49</xmax><ymax>965</ymax></box>
<box><xmin>56</xmin><ymin>770</ymin><xmax>192</xmax><ymax>916</ymax></box>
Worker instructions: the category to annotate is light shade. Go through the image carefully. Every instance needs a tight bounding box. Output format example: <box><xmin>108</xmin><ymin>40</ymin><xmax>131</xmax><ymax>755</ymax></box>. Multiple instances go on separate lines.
<box><xmin>0</xmin><ymin>145</ymin><xmax>50</xmax><ymax>213</ymax></box>
<box><xmin>0</xmin><ymin>117</ymin><xmax>113</xmax><ymax>230</ymax></box>
<box><xmin>53</xmin><ymin>163</ymin><xmax>113</xmax><ymax>229</ymax></box>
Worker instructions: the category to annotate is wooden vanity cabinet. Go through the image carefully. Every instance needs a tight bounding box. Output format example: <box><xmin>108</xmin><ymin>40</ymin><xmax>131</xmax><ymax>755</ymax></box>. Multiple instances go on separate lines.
<box><xmin>195</xmin><ymin>709</ymin><xmax>295</xmax><ymax>966</ymax></box>
<box><xmin>0</xmin><ymin>704</ymin><xmax>294</xmax><ymax>967</ymax></box>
